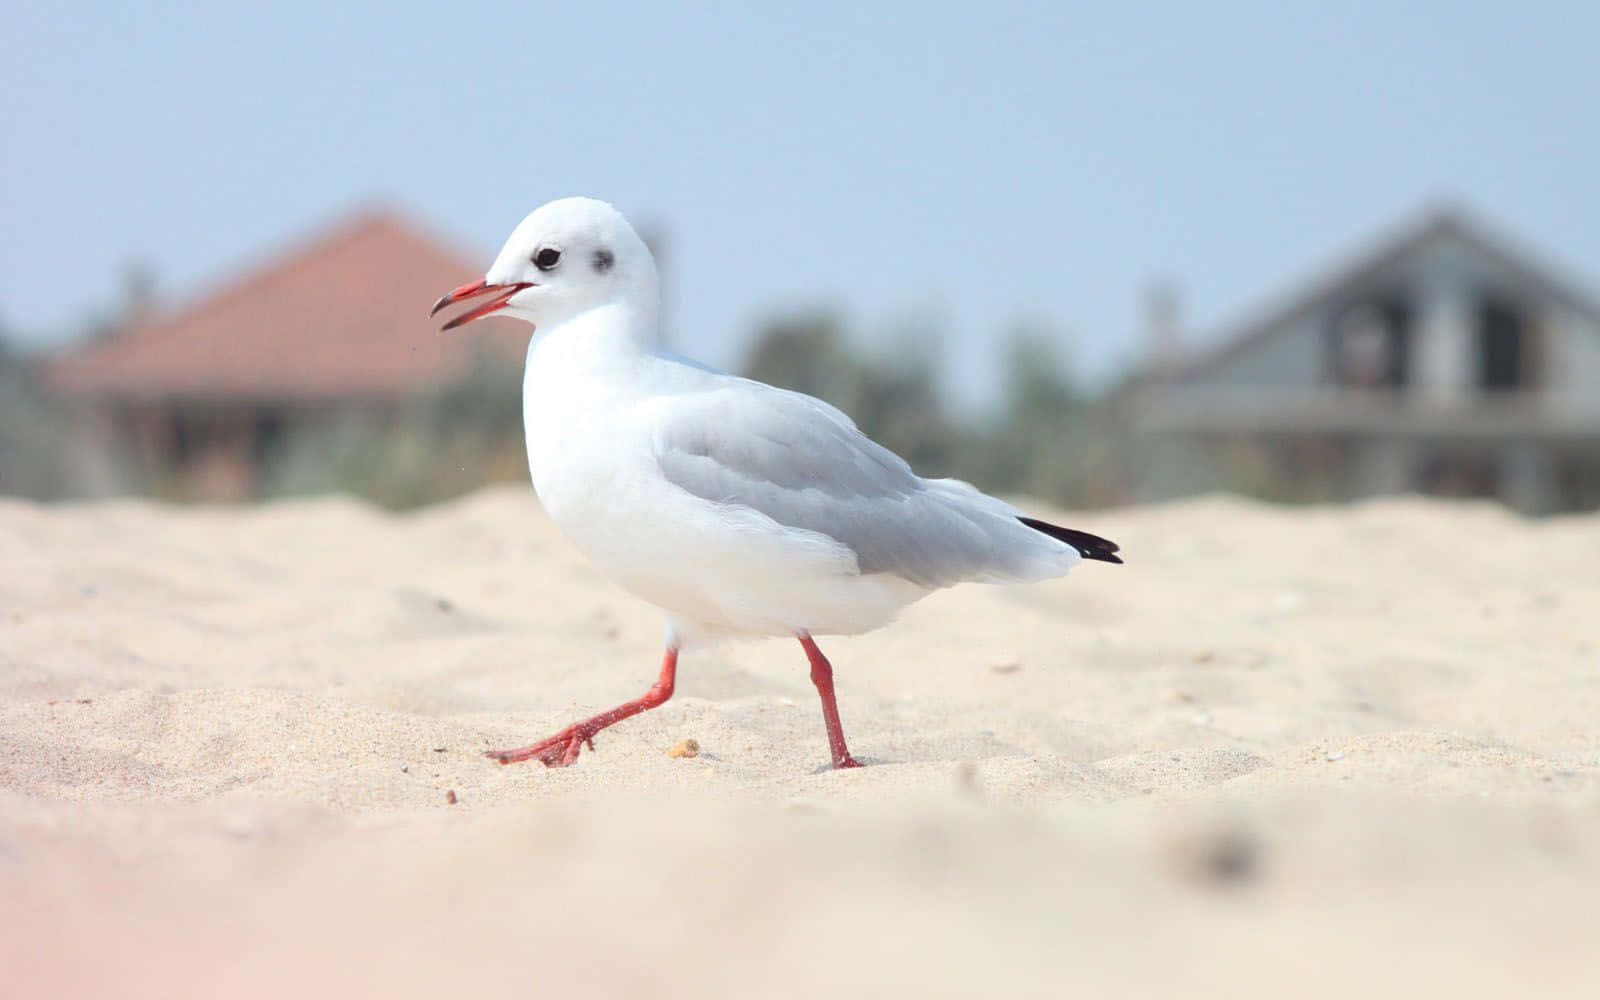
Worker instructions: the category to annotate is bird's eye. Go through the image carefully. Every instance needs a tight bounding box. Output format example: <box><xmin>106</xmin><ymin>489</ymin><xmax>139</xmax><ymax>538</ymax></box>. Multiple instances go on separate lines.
<box><xmin>533</xmin><ymin>248</ymin><xmax>562</xmax><ymax>270</ymax></box>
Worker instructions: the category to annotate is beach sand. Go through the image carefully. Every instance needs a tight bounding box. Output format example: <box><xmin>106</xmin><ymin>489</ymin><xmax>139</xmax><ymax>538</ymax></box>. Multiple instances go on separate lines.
<box><xmin>2</xmin><ymin>488</ymin><xmax>1598</xmax><ymax>997</ymax></box>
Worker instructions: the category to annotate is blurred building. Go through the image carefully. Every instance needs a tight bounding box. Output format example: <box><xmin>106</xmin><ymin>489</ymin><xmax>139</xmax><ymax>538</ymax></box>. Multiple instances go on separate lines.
<box><xmin>1131</xmin><ymin>204</ymin><xmax>1600</xmax><ymax>512</ymax></box>
<box><xmin>47</xmin><ymin>208</ymin><xmax>528</xmax><ymax>500</ymax></box>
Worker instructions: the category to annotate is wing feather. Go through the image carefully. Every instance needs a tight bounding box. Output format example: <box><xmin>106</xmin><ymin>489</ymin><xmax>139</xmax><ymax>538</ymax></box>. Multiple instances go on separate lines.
<box><xmin>649</xmin><ymin>381</ymin><xmax>1072</xmax><ymax>587</ymax></box>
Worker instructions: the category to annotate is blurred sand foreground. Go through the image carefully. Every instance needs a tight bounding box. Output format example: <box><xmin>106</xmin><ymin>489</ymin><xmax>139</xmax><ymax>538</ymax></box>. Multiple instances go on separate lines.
<box><xmin>2</xmin><ymin>488</ymin><xmax>1598</xmax><ymax>998</ymax></box>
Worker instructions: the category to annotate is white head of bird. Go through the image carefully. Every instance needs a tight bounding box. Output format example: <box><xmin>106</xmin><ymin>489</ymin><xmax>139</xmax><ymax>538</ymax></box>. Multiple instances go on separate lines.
<box><xmin>431</xmin><ymin>196</ymin><xmax>658</xmax><ymax>334</ymax></box>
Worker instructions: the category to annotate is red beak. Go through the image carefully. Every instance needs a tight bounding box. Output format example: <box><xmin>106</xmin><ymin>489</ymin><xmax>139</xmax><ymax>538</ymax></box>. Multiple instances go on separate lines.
<box><xmin>429</xmin><ymin>279</ymin><xmax>534</xmax><ymax>331</ymax></box>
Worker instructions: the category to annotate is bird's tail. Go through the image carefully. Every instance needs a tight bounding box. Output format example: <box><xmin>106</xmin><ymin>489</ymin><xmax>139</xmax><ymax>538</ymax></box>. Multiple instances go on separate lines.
<box><xmin>1017</xmin><ymin>516</ymin><xmax>1123</xmax><ymax>564</ymax></box>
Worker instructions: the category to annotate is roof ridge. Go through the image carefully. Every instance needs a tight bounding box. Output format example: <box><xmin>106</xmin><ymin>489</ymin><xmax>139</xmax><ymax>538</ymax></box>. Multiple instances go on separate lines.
<box><xmin>1163</xmin><ymin>200</ymin><xmax>1600</xmax><ymax>385</ymax></box>
<box><xmin>45</xmin><ymin>204</ymin><xmax>527</xmax><ymax>398</ymax></box>
<box><xmin>93</xmin><ymin>206</ymin><xmax>482</xmax><ymax>348</ymax></box>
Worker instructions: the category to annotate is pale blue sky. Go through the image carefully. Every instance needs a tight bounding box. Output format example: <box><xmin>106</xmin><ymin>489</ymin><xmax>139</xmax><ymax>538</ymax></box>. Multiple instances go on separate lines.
<box><xmin>6</xmin><ymin>2</ymin><xmax>1599</xmax><ymax>401</ymax></box>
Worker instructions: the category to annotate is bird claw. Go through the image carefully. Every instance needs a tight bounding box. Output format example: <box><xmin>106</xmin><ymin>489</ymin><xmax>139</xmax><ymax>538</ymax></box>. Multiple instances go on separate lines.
<box><xmin>485</xmin><ymin>725</ymin><xmax>594</xmax><ymax>767</ymax></box>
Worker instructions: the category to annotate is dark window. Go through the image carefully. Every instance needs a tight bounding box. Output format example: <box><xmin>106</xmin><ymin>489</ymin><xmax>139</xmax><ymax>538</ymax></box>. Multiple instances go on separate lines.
<box><xmin>1478</xmin><ymin>298</ymin><xmax>1526</xmax><ymax>390</ymax></box>
<box><xmin>252</xmin><ymin>408</ymin><xmax>285</xmax><ymax>461</ymax></box>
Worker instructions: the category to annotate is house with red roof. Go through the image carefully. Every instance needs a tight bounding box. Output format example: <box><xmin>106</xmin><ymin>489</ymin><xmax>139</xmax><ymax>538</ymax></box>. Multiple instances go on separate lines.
<box><xmin>48</xmin><ymin>208</ymin><xmax>529</xmax><ymax>500</ymax></box>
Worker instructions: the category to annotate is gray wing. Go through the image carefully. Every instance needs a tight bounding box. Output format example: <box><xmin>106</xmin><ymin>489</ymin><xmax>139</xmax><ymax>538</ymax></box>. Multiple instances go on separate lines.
<box><xmin>649</xmin><ymin>380</ymin><xmax>1072</xmax><ymax>588</ymax></box>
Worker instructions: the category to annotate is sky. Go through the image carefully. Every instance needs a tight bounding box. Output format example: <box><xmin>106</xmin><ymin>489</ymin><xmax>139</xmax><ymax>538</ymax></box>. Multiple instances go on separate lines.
<box><xmin>6</xmin><ymin>1</ymin><xmax>1600</xmax><ymax>404</ymax></box>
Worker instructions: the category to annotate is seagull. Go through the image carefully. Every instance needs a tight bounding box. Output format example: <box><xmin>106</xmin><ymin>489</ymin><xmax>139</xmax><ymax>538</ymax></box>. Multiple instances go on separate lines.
<box><xmin>431</xmin><ymin>197</ymin><xmax>1121</xmax><ymax>770</ymax></box>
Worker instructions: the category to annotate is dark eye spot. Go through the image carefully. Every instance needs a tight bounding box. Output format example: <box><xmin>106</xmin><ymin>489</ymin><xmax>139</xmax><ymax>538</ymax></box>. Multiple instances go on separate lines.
<box><xmin>593</xmin><ymin>248</ymin><xmax>614</xmax><ymax>273</ymax></box>
<box><xmin>533</xmin><ymin>247</ymin><xmax>561</xmax><ymax>270</ymax></box>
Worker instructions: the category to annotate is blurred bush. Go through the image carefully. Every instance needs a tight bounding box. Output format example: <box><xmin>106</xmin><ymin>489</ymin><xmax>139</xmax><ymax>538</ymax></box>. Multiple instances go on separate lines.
<box><xmin>740</xmin><ymin>312</ymin><xmax>1136</xmax><ymax>508</ymax></box>
<box><xmin>0</xmin><ymin>337</ymin><xmax>84</xmax><ymax>500</ymax></box>
<box><xmin>258</xmin><ymin>355</ymin><xmax>528</xmax><ymax>509</ymax></box>
<box><xmin>5</xmin><ymin>313</ymin><xmax>1196</xmax><ymax>509</ymax></box>
<box><xmin>740</xmin><ymin>311</ymin><xmax>966</xmax><ymax>476</ymax></box>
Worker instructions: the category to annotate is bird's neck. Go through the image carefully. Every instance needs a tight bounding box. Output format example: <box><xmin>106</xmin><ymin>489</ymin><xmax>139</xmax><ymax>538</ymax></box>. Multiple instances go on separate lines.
<box><xmin>528</xmin><ymin>301</ymin><xmax>658</xmax><ymax>373</ymax></box>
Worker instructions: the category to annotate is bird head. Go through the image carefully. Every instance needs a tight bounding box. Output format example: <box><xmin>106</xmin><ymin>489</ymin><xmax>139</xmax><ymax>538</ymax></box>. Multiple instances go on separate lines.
<box><xmin>431</xmin><ymin>196</ymin><xmax>657</xmax><ymax>332</ymax></box>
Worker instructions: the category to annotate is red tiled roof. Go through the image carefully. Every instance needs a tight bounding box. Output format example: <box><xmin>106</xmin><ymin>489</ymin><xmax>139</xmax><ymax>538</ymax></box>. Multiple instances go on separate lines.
<box><xmin>48</xmin><ymin>207</ymin><xmax>529</xmax><ymax>400</ymax></box>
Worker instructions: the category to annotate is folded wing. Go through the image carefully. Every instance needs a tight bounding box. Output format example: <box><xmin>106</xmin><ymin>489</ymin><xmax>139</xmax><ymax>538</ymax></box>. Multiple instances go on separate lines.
<box><xmin>648</xmin><ymin>380</ymin><xmax>1081</xmax><ymax>588</ymax></box>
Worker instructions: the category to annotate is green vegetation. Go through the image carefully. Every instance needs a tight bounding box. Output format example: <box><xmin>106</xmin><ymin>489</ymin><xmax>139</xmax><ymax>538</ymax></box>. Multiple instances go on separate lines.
<box><xmin>258</xmin><ymin>354</ymin><xmax>530</xmax><ymax>509</ymax></box>
<box><xmin>2</xmin><ymin>314</ymin><xmax>1173</xmax><ymax>509</ymax></box>
<box><xmin>740</xmin><ymin>312</ymin><xmax>1133</xmax><ymax>507</ymax></box>
<box><xmin>0</xmin><ymin>336</ymin><xmax>85</xmax><ymax>500</ymax></box>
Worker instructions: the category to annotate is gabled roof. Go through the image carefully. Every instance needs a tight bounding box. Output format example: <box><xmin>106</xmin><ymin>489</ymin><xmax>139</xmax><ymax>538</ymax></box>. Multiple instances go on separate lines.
<box><xmin>1168</xmin><ymin>202</ymin><xmax>1600</xmax><ymax>384</ymax></box>
<box><xmin>49</xmin><ymin>207</ymin><xmax>528</xmax><ymax>401</ymax></box>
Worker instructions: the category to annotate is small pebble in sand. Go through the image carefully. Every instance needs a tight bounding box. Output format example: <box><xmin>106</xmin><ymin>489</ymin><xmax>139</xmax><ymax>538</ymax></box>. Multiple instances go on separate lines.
<box><xmin>446</xmin><ymin>790</ymin><xmax>458</xmax><ymax>805</ymax></box>
<box><xmin>1326</xmin><ymin>750</ymin><xmax>1346</xmax><ymax>762</ymax></box>
<box><xmin>667</xmin><ymin>739</ymin><xmax>700</xmax><ymax>759</ymax></box>
<box><xmin>990</xmin><ymin>661</ymin><xmax>1022</xmax><ymax>675</ymax></box>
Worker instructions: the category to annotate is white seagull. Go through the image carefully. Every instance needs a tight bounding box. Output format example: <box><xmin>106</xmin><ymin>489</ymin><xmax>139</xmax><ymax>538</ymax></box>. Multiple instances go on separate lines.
<box><xmin>432</xmin><ymin>197</ymin><xmax>1121</xmax><ymax>770</ymax></box>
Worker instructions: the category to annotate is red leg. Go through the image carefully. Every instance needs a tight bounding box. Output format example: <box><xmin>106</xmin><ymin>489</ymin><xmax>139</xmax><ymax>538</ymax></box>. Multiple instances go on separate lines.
<box><xmin>797</xmin><ymin>634</ymin><xmax>863</xmax><ymax>769</ymax></box>
<box><xmin>487</xmin><ymin>647</ymin><xmax>678</xmax><ymax>767</ymax></box>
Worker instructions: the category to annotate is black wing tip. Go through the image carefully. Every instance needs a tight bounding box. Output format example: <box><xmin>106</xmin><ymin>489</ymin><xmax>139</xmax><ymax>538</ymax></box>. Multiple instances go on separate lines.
<box><xmin>1017</xmin><ymin>516</ymin><xmax>1124</xmax><ymax>565</ymax></box>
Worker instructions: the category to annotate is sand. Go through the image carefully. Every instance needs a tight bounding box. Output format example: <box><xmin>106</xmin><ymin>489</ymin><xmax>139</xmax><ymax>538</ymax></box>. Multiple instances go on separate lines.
<box><xmin>2</xmin><ymin>488</ymin><xmax>1598</xmax><ymax>998</ymax></box>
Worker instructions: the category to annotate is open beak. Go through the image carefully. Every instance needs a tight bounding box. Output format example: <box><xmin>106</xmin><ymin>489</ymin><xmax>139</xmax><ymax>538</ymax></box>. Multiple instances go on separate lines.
<box><xmin>429</xmin><ymin>279</ymin><xmax>534</xmax><ymax>331</ymax></box>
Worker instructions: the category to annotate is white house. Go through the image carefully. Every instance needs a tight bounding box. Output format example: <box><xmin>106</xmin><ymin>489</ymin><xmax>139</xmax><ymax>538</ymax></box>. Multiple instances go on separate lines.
<box><xmin>1134</xmin><ymin>204</ymin><xmax>1600</xmax><ymax>513</ymax></box>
